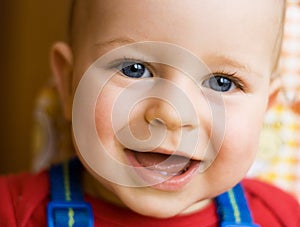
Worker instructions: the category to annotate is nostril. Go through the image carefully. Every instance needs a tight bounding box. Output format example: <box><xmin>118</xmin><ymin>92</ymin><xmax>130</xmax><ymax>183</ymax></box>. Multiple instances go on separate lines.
<box><xmin>150</xmin><ymin>118</ymin><xmax>165</xmax><ymax>126</ymax></box>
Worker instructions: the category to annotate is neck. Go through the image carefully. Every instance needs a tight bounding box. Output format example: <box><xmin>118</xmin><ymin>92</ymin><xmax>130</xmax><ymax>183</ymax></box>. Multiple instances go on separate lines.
<box><xmin>181</xmin><ymin>199</ymin><xmax>212</xmax><ymax>215</ymax></box>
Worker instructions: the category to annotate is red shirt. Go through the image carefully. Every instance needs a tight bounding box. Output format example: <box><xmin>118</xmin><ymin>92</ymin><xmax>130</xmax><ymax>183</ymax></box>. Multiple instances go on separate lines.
<box><xmin>0</xmin><ymin>170</ymin><xmax>299</xmax><ymax>227</ymax></box>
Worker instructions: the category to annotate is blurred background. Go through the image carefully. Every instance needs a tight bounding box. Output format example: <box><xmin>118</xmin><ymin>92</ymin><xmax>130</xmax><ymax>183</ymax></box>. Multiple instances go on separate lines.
<box><xmin>0</xmin><ymin>1</ymin><xmax>70</xmax><ymax>173</ymax></box>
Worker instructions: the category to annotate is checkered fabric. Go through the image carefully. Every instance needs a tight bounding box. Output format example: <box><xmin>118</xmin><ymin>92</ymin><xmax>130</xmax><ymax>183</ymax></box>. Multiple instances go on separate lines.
<box><xmin>248</xmin><ymin>101</ymin><xmax>300</xmax><ymax>200</ymax></box>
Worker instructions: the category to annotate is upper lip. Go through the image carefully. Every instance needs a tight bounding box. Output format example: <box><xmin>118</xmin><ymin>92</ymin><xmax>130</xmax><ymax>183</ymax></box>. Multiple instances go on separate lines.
<box><xmin>127</xmin><ymin>147</ymin><xmax>201</xmax><ymax>161</ymax></box>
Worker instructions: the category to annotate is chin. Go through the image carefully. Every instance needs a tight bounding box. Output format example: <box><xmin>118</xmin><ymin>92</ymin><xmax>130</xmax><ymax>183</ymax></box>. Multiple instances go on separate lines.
<box><xmin>116</xmin><ymin>187</ymin><xmax>193</xmax><ymax>219</ymax></box>
<box><xmin>129</xmin><ymin>202</ymin><xmax>184</xmax><ymax>219</ymax></box>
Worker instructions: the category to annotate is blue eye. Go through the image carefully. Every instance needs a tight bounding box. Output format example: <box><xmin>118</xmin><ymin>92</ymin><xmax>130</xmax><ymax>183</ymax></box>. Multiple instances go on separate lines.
<box><xmin>119</xmin><ymin>62</ymin><xmax>152</xmax><ymax>78</ymax></box>
<box><xmin>203</xmin><ymin>75</ymin><xmax>236</xmax><ymax>92</ymax></box>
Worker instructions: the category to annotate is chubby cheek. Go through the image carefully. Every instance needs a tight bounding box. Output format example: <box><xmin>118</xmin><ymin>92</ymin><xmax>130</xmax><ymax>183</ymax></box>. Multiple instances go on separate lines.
<box><xmin>217</xmin><ymin>106</ymin><xmax>265</xmax><ymax>174</ymax></box>
<box><xmin>200</xmin><ymin>116</ymin><xmax>263</xmax><ymax>196</ymax></box>
<box><xmin>94</xmin><ymin>89</ymin><xmax>121</xmax><ymax>157</ymax></box>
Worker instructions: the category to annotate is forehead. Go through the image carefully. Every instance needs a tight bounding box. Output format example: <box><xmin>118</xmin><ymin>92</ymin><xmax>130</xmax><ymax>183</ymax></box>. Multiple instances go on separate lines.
<box><xmin>73</xmin><ymin>0</ymin><xmax>284</xmax><ymax>75</ymax></box>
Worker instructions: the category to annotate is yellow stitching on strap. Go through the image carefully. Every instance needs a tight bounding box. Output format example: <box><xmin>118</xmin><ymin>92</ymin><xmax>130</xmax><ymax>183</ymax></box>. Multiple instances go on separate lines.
<box><xmin>68</xmin><ymin>208</ymin><xmax>75</xmax><ymax>227</ymax></box>
<box><xmin>63</xmin><ymin>161</ymin><xmax>75</xmax><ymax>226</ymax></box>
<box><xmin>63</xmin><ymin>161</ymin><xmax>71</xmax><ymax>201</ymax></box>
<box><xmin>228</xmin><ymin>189</ymin><xmax>241</xmax><ymax>223</ymax></box>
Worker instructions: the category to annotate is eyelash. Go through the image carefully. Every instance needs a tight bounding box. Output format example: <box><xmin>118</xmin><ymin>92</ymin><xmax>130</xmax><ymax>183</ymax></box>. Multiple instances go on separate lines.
<box><xmin>110</xmin><ymin>57</ymin><xmax>245</xmax><ymax>91</ymax></box>
<box><xmin>211</xmin><ymin>71</ymin><xmax>245</xmax><ymax>91</ymax></box>
<box><xmin>110</xmin><ymin>56</ymin><xmax>151</xmax><ymax>70</ymax></box>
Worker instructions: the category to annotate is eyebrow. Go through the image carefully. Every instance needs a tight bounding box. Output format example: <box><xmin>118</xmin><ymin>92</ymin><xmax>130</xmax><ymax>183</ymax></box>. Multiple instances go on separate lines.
<box><xmin>94</xmin><ymin>37</ymin><xmax>137</xmax><ymax>49</ymax></box>
<box><xmin>204</xmin><ymin>54</ymin><xmax>261</xmax><ymax>77</ymax></box>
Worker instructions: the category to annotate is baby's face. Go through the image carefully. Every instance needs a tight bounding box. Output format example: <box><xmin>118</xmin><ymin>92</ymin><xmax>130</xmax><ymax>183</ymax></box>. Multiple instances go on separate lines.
<box><xmin>67</xmin><ymin>0</ymin><xmax>283</xmax><ymax>217</ymax></box>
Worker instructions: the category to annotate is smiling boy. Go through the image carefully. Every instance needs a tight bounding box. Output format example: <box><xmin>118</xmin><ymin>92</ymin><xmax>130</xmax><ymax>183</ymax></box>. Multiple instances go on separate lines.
<box><xmin>1</xmin><ymin>0</ymin><xmax>300</xmax><ymax>226</ymax></box>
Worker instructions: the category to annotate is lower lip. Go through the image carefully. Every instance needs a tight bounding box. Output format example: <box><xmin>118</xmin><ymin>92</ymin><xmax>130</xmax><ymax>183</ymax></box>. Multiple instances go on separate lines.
<box><xmin>125</xmin><ymin>149</ymin><xmax>201</xmax><ymax>191</ymax></box>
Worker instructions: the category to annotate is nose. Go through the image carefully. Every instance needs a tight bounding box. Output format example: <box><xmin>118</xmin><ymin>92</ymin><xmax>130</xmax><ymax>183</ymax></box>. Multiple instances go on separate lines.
<box><xmin>144</xmin><ymin>97</ymin><xmax>198</xmax><ymax>131</ymax></box>
<box><xmin>145</xmin><ymin>101</ymin><xmax>179</xmax><ymax>130</ymax></box>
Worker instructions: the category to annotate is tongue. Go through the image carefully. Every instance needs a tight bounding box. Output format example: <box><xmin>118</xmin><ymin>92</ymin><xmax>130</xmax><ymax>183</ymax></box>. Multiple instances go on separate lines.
<box><xmin>134</xmin><ymin>152</ymin><xmax>191</xmax><ymax>175</ymax></box>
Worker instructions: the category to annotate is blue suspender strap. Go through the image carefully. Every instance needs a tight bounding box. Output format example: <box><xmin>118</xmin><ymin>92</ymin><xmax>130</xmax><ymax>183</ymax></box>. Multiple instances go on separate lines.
<box><xmin>47</xmin><ymin>158</ymin><xmax>94</xmax><ymax>227</ymax></box>
<box><xmin>215</xmin><ymin>183</ymin><xmax>260</xmax><ymax>227</ymax></box>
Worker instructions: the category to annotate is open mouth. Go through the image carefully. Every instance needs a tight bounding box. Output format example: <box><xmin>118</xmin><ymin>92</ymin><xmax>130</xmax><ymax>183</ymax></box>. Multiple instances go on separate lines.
<box><xmin>125</xmin><ymin>149</ymin><xmax>201</xmax><ymax>191</ymax></box>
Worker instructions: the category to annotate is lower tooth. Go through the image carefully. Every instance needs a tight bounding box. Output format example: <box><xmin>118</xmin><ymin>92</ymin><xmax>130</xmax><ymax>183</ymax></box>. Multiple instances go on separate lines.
<box><xmin>159</xmin><ymin>171</ymin><xmax>169</xmax><ymax>176</ymax></box>
<box><xmin>160</xmin><ymin>171</ymin><xmax>183</xmax><ymax>176</ymax></box>
<box><xmin>148</xmin><ymin>166</ymin><xmax>190</xmax><ymax>176</ymax></box>
<box><xmin>157</xmin><ymin>171</ymin><xmax>178</xmax><ymax>176</ymax></box>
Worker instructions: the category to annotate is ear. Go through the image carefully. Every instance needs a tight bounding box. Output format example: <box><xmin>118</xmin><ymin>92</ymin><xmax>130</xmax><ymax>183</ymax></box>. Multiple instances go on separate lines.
<box><xmin>267</xmin><ymin>73</ymin><xmax>281</xmax><ymax>110</ymax></box>
<box><xmin>50</xmin><ymin>42</ymin><xmax>73</xmax><ymax>121</ymax></box>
